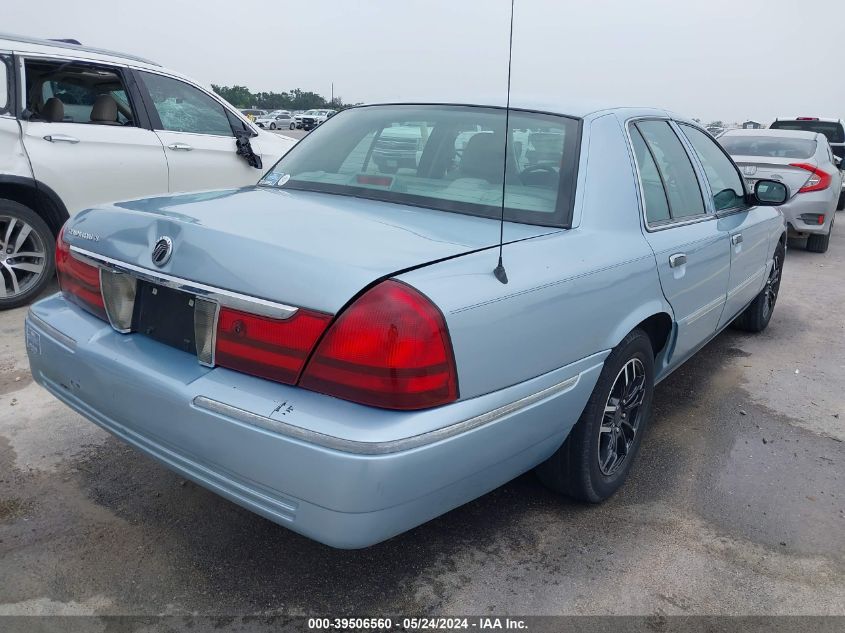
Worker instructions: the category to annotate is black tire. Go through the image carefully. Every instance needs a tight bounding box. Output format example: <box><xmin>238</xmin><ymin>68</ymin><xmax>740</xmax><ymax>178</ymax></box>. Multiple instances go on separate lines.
<box><xmin>806</xmin><ymin>216</ymin><xmax>832</xmax><ymax>253</ymax></box>
<box><xmin>270</xmin><ymin>123</ymin><xmax>276</xmax><ymax>130</ymax></box>
<box><xmin>0</xmin><ymin>199</ymin><xmax>56</xmax><ymax>310</ymax></box>
<box><xmin>289</xmin><ymin>123</ymin><xmax>295</xmax><ymax>130</ymax></box>
<box><xmin>536</xmin><ymin>329</ymin><xmax>654</xmax><ymax>502</ymax></box>
<box><xmin>837</xmin><ymin>191</ymin><xmax>844</xmax><ymax>211</ymax></box>
<box><xmin>732</xmin><ymin>241</ymin><xmax>784</xmax><ymax>332</ymax></box>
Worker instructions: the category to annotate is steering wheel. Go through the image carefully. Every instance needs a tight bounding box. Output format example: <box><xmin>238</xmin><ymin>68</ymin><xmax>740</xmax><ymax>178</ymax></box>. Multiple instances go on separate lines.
<box><xmin>521</xmin><ymin>165</ymin><xmax>558</xmax><ymax>186</ymax></box>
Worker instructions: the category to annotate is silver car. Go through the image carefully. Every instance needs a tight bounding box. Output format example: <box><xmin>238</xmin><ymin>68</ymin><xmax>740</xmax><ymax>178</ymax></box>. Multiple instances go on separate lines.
<box><xmin>720</xmin><ymin>129</ymin><xmax>842</xmax><ymax>253</ymax></box>
<box><xmin>255</xmin><ymin>110</ymin><xmax>294</xmax><ymax>130</ymax></box>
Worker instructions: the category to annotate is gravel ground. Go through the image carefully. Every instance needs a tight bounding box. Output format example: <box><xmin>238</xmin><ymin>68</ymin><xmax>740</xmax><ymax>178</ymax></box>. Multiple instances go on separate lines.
<box><xmin>0</xmin><ymin>216</ymin><xmax>843</xmax><ymax>623</ymax></box>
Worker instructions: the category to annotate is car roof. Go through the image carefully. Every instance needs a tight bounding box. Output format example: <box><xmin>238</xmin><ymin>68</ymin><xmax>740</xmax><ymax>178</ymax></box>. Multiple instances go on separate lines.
<box><xmin>722</xmin><ymin>128</ymin><xmax>821</xmax><ymax>140</ymax></box>
<box><xmin>0</xmin><ymin>31</ymin><xmax>160</xmax><ymax>67</ymax></box>
<box><xmin>352</xmin><ymin>100</ymin><xmax>691</xmax><ymax>124</ymax></box>
<box><xmin>774</xmin><ymin>116</ymin><xmax>844</xmax><ymax>125</ymax></box>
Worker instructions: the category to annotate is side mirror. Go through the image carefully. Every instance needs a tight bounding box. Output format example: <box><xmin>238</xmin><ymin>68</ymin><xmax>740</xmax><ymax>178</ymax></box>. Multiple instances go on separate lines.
<box><xmin>754</xmin><ymin>179</ymin><xmax>789</xmax><ymax>206</ymax></box>
<box><xmin>834</xmin><ymin>155</ymin><xmax>843</xmax><ymax>169</ymax></box>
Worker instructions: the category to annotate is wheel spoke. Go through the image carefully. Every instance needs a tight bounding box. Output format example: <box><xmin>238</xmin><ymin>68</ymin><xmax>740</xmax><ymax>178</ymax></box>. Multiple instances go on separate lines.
<box><xmin>11</xmin><ymin>251</ymin><xmax>44</xmax><ymax>260</ymax></box>
<box><xmin>1</xmin><ymin>262</ymin><xmax>20</xmax><ymax>294</ymax></box>
<box><xmin>620</xmin><ymin>418</ymin><xmax>636</xmax><ymax>440</ymax></box>
<box><xmin>601</xmin><ymin>448</ymin><xmax>618</xmax><ymax>473</ymax></box>
<box><xmin>12</xmin><ymin>223</ymin><xmax>32</xmax><ymax>254</ymax></box>
<box><xmin>600</xmin><ymin>424</ymin><xmax>613</xmax><ymax>434</ymax></box>
<box><xmin>8</xmin><ymin>261</ymin><xmax>44</xmax><ymax>275</ymax></box>
<box><xmin>2</xmin><ymin>218</ymin><xmax>16</xmax><ymax>248</ymax></box>
<box><xmin>623</xmin><ymin>374</ymin><xmax>645</xmax><ymax>405</ymax></box>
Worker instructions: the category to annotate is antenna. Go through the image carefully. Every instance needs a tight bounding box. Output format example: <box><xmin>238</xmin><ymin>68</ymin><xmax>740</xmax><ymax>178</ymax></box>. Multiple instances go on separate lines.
<box><xmin>493</xmin><ymin>0</ymin><xmax>515</xmax><ymax>285</ymax></box>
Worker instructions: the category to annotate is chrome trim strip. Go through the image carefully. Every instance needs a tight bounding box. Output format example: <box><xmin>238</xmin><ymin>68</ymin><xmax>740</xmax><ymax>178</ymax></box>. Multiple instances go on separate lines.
<box><xmin>727</xmin><ymin>266</ymin><xmax>765</xmax><ymax>300</ymax></box>
<box><xmin>193</xmin><ymin>374</ymin><xmax>581</xmax><ymax>455</ymax></box>
<box><xmin>26</xmin><ymin>312</ymin><xmax>77</xmax><ymax>350</ymax></box>
<box><xmin>70</xmin><ymin>246</ymin><xmax>298</xmax><ymax>320</ymax></box>
<box><xmin>683</xmin><ymin>295</ymin><xmax>725</xmax><ymax>326</ymax></box>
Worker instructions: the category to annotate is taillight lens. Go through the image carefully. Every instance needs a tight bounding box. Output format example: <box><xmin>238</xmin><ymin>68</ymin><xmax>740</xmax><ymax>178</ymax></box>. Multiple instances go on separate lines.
<box><xmin>791</xmin><ymin>163</ymin><xmax>832</xmax><ymax>193</ymax></box>
<box><xmin>56</xmin><ymin>228</ymin><xmax>107</xmax><ymax>321</ymax></box>
<box><xmin>299</xmin><ymin>280</ymin><xmax>458</xmax><ymax>410</ymax></box>
<box><xmin>215</xmin><ymin>306</ymin><xmax>331</xmax><ymax>385</ymax></box>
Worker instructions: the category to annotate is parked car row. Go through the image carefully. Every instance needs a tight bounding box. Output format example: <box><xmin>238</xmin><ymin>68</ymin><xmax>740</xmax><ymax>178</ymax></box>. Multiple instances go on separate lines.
<box><xmin>243</xmin><ymin>108</ymin><xmax>339</xmax><ymax>131</ymax></box>
<box><xmin>294</xmin><ymin>108</ymin><xmax>337</xmax><ymax>130</ymax></box>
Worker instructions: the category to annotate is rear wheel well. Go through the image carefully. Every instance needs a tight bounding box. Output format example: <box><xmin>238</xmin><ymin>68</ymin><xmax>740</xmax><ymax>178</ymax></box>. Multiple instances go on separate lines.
<box><xmin>634</xmin><ymin>313</ymin><xmax>672</xmax><ymax>357</ymax></box>
<box><xmin>0</xmin><ymin>180</ymin><xmax>69</xmax><ymax>236</ymax></box>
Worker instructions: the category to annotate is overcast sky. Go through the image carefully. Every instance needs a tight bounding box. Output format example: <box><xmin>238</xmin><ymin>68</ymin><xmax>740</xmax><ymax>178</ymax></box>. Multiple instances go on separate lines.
<box><xmin>5</xmin><ymin>0</ymin><xmax>844</xmax><ymax>123</ymax></box>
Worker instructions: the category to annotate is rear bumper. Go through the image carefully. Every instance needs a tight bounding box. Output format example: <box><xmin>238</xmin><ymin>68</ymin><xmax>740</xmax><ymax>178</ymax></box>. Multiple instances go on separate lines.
<box><xmin>26</xmin><ymin>294</ymin><xmax>603</xmax><ymax>548</ymax></box>
<box><xmin>780</xmin><ymin>194</ymin><xmax>835</xmax><ymax>235</ymax></box>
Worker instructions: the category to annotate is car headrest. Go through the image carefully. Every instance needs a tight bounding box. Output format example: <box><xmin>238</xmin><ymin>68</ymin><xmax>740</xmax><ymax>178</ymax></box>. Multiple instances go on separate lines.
<box><xmin>90</xmin><ymin>94</ymin><xmax>119</xmax><ymax>124</ymax></box>
<box><xmin>40</xmin><ymin>97</ymin><xmax>65</xmax><ymax>122</ymax></box>
<box><xmin>460</xmin><ymin>133</ymin><xmax>505</xmax><ymax>183</ymax></box>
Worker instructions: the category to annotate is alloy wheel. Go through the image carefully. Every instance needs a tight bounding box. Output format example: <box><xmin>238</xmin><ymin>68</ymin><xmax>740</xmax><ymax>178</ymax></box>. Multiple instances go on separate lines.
<box><xmin>0</xmin><ymin>215</ymin><xmax>47</xmax><ymax>300</ymax></box>
<box><xmin>598</xmin><ymin>358</ymin><xmax>646</xmax><ymax>476</ymax></box>
<box><xmin>762</xmin><ymin>251</ymin><xmax>781</xmax><ymax>320</ymax></box>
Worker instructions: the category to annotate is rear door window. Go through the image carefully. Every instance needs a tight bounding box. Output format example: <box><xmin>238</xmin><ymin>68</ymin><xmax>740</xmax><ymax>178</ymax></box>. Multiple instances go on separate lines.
<box><xmin>24</xmin><ymin>58</ymin><xmax>136</xmax><ymax>124</ymax></box>
<box><xmin>633</xmin><ymin>120</ymin><xmax>706</xmax><ymax>220</ymax></box>
<box><xmin>680</xmin><ymin>124</ymin><xmax>747</xmax><ymax>211</ymax></box>
<box><xmin>630</xmin><ymin>125</ymin><xmax>671</xmax><ymax>223</ymax></box>
<box><xmin>139</xmin><ymin>72</ymin><xmax>233</xmax><ymax>137</ymax></box>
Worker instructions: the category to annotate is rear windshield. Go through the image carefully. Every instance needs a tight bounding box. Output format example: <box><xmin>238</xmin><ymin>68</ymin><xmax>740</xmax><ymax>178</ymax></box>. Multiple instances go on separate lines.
<box><xmin>720</xmin><ymin>135</ymin><xmax>817</xmax><ymax>159</ymax></box>
<box><xmin>259</xmin><ymin>104</ymin><xmax>580</xmax><ymax>227</ymax></box>
<box><xmin>769</xmin><ymin>120</ymin><xmax>845</xmax><ymax>143</ymax></box>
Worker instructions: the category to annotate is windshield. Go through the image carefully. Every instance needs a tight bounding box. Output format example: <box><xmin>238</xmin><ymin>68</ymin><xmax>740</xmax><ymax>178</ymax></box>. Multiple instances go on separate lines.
<box><xmin>769</xmin><ymin>120</ymin><xmax>845</xmax><ymax>143</ymax></box>
<box><xmin>259</xmin><ymin>104</ymin><xmax>580</xmax><ymax>227</ymax></box>
<box><xmin>720</xmin><ymin>135</ymin><xmax>817</xmax><ymax>159</ymax></box>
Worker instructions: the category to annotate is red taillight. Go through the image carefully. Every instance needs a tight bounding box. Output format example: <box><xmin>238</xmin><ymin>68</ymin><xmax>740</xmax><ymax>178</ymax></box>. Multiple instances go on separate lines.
<box><xmin>215</xmin><ymin>306</ymin><xmax>331</xmax><ymax>385</ymax></box>
<box><xmin>796</xmin><ymin>117</ymin><xmax>819</xmax><ymax>121</ymax></box>
<box><xmin>791</xmin><ymin>162</ymin><xmax>832</xmax><ymax>193</ymax></box>
<box><xmin>56</xmin><ymin>228</ymin><xmax>107</xmax><ymax>320</ymax></box>
<box><xmin>299</xmin><ymin>280</ymin><xmax>458</xmax><ymax>410</ymax></box>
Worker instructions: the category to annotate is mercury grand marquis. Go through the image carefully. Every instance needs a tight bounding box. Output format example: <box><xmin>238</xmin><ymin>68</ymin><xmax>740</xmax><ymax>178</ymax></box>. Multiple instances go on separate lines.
<box><xmin>25</xmin><ymin>103</ymin><xmax>789</xmax><ymax>548</ymax></box>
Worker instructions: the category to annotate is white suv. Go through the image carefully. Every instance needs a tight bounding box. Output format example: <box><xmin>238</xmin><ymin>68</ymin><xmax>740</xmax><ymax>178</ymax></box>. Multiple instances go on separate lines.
<box><xmin>0</xmin><ymin>33</ymin><xmax>296</xmax><ymax>309</ymax></box>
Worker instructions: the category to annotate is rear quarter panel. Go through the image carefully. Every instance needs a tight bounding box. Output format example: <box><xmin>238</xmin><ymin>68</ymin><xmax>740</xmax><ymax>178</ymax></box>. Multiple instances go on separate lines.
<box><xmin>399</xmin><ymin>113</ymin><xmax>672</xmax><ymax>400</ymax></box>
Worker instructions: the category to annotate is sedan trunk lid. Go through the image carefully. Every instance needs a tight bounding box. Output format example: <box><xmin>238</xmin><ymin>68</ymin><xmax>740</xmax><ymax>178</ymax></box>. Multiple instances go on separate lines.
<box><xmin>730</xmin><ymin>156</ymin><xmax>814</xmax><ymax>200</ymax></box>
<box><xmin>64</xmin><ymin>187</ymin><xmax>555</xmax><ymax>314</ymax></box>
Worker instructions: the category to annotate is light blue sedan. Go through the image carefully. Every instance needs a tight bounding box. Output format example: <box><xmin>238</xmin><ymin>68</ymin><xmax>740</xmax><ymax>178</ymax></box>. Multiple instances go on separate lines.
<box><xmin>25</xmin><ymin>103</ymin><xmax>789</xmax><ymax>548</ymax></box>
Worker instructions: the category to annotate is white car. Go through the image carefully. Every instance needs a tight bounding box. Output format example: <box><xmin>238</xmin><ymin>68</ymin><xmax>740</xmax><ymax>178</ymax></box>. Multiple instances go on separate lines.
<box><xmin>0</xmin><ymin>33</ymin><xmax>296</xmax><ymax>308</ymax></box>
<box><xmin>255</xmin><ymin>110</ymin><xmax>294</xmax><ymax>130</ymax></box>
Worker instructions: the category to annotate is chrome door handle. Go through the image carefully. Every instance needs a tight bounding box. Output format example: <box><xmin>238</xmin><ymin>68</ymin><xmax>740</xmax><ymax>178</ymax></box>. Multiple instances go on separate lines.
<box><xmin>43</xmin><ymin>134</ymin><xmax>79</xmax><ymax>143</ymax></box>
<box><xmin>669</xmin><ymin>253</ymin><xmax>687</xmax><ymax>268</ymax></box>
<box><xmin>167</xmin><ymin>143</ymin><xmax>193</xmax><ymax>151</ymax></box>
<box><xmin>731</xmin><ymin>234</ymin><xmax>743</xmax><ymax>245</ymax></box>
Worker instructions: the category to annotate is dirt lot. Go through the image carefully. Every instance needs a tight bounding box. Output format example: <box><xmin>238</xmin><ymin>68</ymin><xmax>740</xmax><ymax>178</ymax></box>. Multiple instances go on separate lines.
<box><xmin>0</xmin><ymin>221</ymin><xmax>843</xmax><ymax>620</ymax></box>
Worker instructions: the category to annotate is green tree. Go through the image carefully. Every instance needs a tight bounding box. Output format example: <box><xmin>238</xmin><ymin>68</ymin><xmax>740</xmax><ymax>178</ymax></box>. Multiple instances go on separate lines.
<box><xmin>211</xmin><ymin>84</ymin><xmax>254</xmax><ymax>108</ymax></box>
<box><xmin>212</xmin><ymin>84</ymin><xmax>346</xmax><ymax>111</ymax></box>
